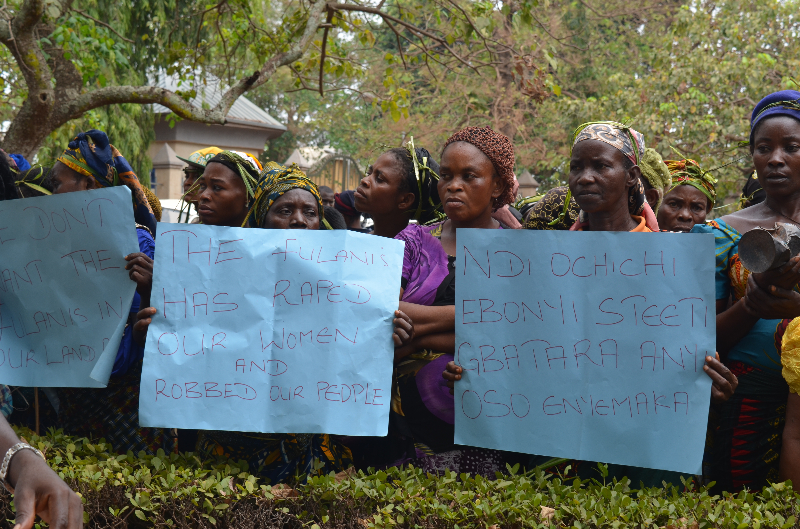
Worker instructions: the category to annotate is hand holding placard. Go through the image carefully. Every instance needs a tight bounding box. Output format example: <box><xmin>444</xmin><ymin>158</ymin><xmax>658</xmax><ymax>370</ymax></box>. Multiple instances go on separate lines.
<box><xmin>139</xmin><ymin>225</ymin><xmax>404</xmax><ymax>435</ymax></box>
<box><xmin>0</xmin><ymin>187</ymin><xmax>139</xmax><ymax>387</ymax></box>
<box><xmin>454</xmin><ymin>229</ymin><xmax>715</xmax><ymax>474</ymax></box>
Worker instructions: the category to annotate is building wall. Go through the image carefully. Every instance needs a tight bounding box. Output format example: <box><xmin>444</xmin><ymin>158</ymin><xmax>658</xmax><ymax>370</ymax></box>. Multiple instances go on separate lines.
<box><xmin>149</xmin><ymin>118</ymin><xmax>275</xmax><ymax>199</ymax></box>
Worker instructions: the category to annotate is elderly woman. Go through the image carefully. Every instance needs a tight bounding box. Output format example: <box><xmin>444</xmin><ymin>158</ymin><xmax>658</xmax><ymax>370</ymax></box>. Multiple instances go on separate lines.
<box><xmin>657</xmin><ymin>159</ymin><xmax>716</xmax><ymax>233</ymax></box>
<box><xmin>446</xmin><ymin>121</ymin><xmax>737</xmax><ymax>485</ymax></box>
<box><xmin>695</xmin><ymin>90</ymin><xmax>800</xmax><ymax>491</ymax></box>
<box><xmin>48</xmin><ymin>129</ymin><xmax>172</xmax><ymax>455</ymax></box>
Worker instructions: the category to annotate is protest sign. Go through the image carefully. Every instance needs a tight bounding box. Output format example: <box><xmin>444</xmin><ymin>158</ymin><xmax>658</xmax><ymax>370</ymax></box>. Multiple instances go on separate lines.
<box><xmin>0</xmin><ymin>187</ymin><xmax>139</xmax><ymax>387</ymax></box>
<box><xmin>139</xmin><ymin>225</ymin><xmax>403</xmax><ymax>435</ymax></box>
<box><xmin>454</xmin><ymin>229</ymin><xmax>715</xmax><ymax>474</ymax></box>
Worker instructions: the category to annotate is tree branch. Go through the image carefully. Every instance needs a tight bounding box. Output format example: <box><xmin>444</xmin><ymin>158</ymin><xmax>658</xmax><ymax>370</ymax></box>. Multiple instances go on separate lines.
<box><xmin>328</xmin><ymin>2</ymin><xmax>481</xmax><ymax>74</ymax></box>
<box><xmin>70</xmin><ymin>8</ymin><xmax>134</xmax><ymax>43</ymax></box>
<box><xmin>319</xmin><ymin>7</ymin><xmax>334</xmax><ymax>96</ymax></box>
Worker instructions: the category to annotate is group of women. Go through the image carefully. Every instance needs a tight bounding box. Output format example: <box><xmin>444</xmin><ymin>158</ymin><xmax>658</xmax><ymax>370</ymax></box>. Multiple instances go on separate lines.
<box><xmin>2</xmin><ymin>89</ymin><xmax>800</xmax><ymax>527</ymax></box>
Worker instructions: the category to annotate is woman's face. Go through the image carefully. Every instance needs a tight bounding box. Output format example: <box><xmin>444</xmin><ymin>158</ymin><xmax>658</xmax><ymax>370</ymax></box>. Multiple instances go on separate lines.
<box><xmin>195</xmin><ymin>162</ymin><xmax>249</xmax><ymax>227</ymax></box>
<box><xmin>354</xmin><ymin>152</ymin><xmax>414</xmax><ymax>215</ymax></box>
<box><xmin>438</xmin><ymin>142</ymin><xmax>502</xmax><ymax>223</ymax></box>
<box><xmin>657</xmin><ymin>185</ymin><xmax>710</xmax><ymax>232</ymax></box>
<box><xmin>50</xmin><ymin>161</ymin><xmax>97</xmax><ymax>194</ymax></box>
<box><xmin>568</xmin><ymin>140</ymin><xmax>637</xmax><ymax>215</ymax></box>
<box><xmin>752</xmin><ymin>115</ymin><xmax>800</xmax><ymax>197</ymax></box>
<box><xmin>264</xmin><ymin>188</ymin><xmax>320</xmax><ymax>230</ymax></box>
<box><xmin>182</xmin><ymin>169</ymin><xmax>201</xmax><ymax>203</ymax></box>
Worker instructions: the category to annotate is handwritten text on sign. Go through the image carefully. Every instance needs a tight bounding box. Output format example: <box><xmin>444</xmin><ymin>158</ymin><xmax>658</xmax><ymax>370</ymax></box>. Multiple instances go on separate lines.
<box><xmin>454</xmin><ymin>230</ymin><xmax>715</xmax><ymax>474</ymax></box>
<box><xmin>0</xmin><ymin>187</ymin><xmax>138</xmax><ymax>387</ymax></box>
<box><xmin>139</xmin><ymin>225</ymin><xmax>403</xmax><ymax>435</ymax></box>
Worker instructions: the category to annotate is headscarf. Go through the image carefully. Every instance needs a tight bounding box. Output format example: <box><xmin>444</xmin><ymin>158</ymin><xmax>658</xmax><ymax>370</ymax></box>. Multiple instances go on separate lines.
<box><xmin>523</xmin><ymin>186</ymin><xmax>580</xmax><ymax>231</ymax></box>
<box><xmin>750</xmin><ymin>90</ymin><xmax>800</xmax><ymax>144</ymax></box>
<box><xmin>401</xmin><ymin>137</ymin><xmax>442</xmax><ymax>223</ymax></box>
<box><xmin>664</xmin><ymin>158</ymin><xmax>716</xmax><ymax>207</ymax></box>
<box><xmin>205</xmin><ymin>150</ymin><xmax>262</xmax><ymax>201</ymax></box>
<box><xmin>573</xmin><ymin>121</ymin><xmax>645</xmax><ymax>166</ymax></box>
<box><xmin>639</xmin><ymin>148</ymin><xmax>672</xmax><ymax>211</ymax></box>
<box><xmin>570</xmin><ymin>121</ymin><xmax>658</xmax><ymax>231</ymax></box>
<box><xmin>334</xmin><ymin>190</ymin><xmax>359</xmax><ymax>218</ymax></box>
<box><xmin>177</xmin><ymin>146</ymin><xmax>224</xmax><ymax>171</ymax></box>
<box><xmin>247</xmin><ymin>161</ymin><xmax>325</xmax><ymax>229</ymax></box>
<box><xmin>443</xmin><ymin>126</ymin><xmax>516</xmax><ymax>208</ymax></box>
<box><xmin>143</xmin><ymin>187</ymin><xmax>163</xmax><ymax>222</ymax></box>
<box><xmin>14</xmin><ymin>165</ymin><xmax>51</xmax><ymax>197</ymax></box>
<box><xmin>56</xmin><ymin>129</ymin><xmax>156</xmax><ymax>234</ymax></box>
<box><xmin>9</xmin><ymin>154</ymin><xmax>30</xmax><ymax>172</ymax></box>
<box><xmin>739</xmin><ymin>171</ymin><xmax>766</xmax><ymax>209</ymax></box>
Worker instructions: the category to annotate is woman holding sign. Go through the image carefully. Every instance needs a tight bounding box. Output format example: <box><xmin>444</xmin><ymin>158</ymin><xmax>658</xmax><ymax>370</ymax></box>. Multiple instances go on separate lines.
<box><xmin>47</xmin><ymin>129</ymin><xmax>176</xmax><ymax>456</ymax></box>
<box><xmin>445</xmin><ymin>121</ymin><xmax>737</xmax><ymax>485</ymax></box>
<box><xmin>695</xmin><ymin>91</ymin><xmax>800</xmax><ymax>492</ymax></box>
<box><xmin>386</xmin><ymin>126</ymin><xmax>525</xmax><ymax>475</ymax></box>
<box><xmin>136</xmin><ymin>160</ymin><xmax>414</xmax><ymax>482</ymax></box>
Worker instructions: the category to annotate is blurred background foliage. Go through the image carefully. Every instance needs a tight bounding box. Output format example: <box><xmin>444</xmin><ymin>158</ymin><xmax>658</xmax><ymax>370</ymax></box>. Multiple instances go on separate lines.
<box><xmin>0</xmin><ymin>0</ymin><xmax>795</xmax><ymax>203</ymax></box>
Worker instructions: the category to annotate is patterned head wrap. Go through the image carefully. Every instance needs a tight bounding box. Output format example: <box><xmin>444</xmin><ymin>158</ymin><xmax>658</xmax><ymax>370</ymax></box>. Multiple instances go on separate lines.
<box><xmin>638</xmin><ymin>148</ymin><xmax>672</xmax><ymax>212</ymax></box>
<box><xmin>56</xmin><ymin>129</ymin><xmax>156</xmax><ymax>234</ymax></box>
<box><xmin>177</xmin><ymin>147</ymin><xmax>224</xmax><ymax>171</ymax></box>
<box><xmin>247</xmin><ymin>161</ymin><xmax>325</xmax><ymax>229</ymax></box>
<box><xmin>664</xmin><ymin>158</ymin><xmax>716</xmax><ymax>208</ymax></box>
<box><xmin>522</xmin><ymin>186</ymin><xmax>580</xmax><ymax>231</ymax></box>
<box><xmin>443</xmin><ymin>126</ymin><xmax>516</xmax><ymax>208</ymax></box>
<box><xmin>750</xmin><ymin>90</ymin><xmax>800</xmax><ymax>144</ymax></box>
<box><xmin>572</xmin><ymin>122</ymin><xmax>645</xmax><ymax>165</ymax></box>
<box><xmin>571</xmin><ymin>121</ymin><xmax>648</xmax><ymax>218</ymax></box>
<box><xmin>205</xmin><ymin>150</ymin><xmax>262</xmax><ymax>201</ymax></box>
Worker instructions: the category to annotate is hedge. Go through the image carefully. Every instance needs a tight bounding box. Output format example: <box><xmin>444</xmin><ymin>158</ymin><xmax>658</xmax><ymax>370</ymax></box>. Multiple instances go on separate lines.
<box><xmin>1</xmin><ymin>428</ymin><xmax>799</xmax><ymax>529</ymax></box>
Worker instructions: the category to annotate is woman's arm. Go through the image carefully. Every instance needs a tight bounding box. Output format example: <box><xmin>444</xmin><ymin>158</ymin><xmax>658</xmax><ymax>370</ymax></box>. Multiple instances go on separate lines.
<box><xmin>780</xmin><ymin>392</ymin><xmax>800</xmax><ymax>485</ymax></box>
<box><xmin>398</xmin><ymin>302</ymin><xmax>455</xmax><ymax>337</ymax></box>
<box><xmin>394</xmin><ymin>332</ymin><xmax>455</xmax><ymax>361</ymax></box>
<box><xmin>0</xmin><ymin>416</ymin><xmax>83</xmax><ymax>528</ymax></box>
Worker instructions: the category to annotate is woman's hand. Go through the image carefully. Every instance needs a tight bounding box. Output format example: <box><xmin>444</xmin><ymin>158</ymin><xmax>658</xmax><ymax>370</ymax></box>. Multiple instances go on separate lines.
<box><xmin>125</xmin><ymin>253</ymin><xmax>153</xmax><ymax>301</ymax></box>
<box><xmin>133</xmin><ymin>307</ymin><xmax>157</xmax><ymax>347</ymax></box>
<box><xmin>703</xmin><ymin>353</ymin><xmax>738</xmax><ymax>405</ymax></box>
<box><xmin>752</xmin><ymin>256</ymin><xmax>800</xmax><ymax>291</ymax></box>
<box><xmin>744</xmin><ymin>275</ymin><xmax>800</xmax><ymax>320</ymax></box>
<box><xmin>392</xmin><ymin>310</ymin><xmax>414</xmax><ymax>348</ymax></box>
<box><xmin>442</xmin><ymin>361</ymin><xmax>463</xmax><ymax>395</ymax></box>
<box><xmin>9</xmin><ymin>449</ymin><xmax>83</xmax><ymax>528</ymax></box>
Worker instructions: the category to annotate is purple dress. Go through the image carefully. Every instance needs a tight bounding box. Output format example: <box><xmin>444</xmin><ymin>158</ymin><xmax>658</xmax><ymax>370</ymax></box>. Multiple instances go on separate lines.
<box><xmin>389</xmin><ymin>222</ymin><xmax>517</xmax><ymax>476</ymax></box>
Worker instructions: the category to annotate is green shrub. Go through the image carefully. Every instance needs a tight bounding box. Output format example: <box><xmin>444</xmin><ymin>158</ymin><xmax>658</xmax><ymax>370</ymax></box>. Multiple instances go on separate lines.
<box><xmin>1</xmin><ymin>427</ymin><xmax>799</xmax><ymax>528</ymax></box>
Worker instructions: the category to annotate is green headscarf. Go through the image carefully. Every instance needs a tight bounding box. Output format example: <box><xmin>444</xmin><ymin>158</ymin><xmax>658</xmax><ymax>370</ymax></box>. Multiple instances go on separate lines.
<box><xmin>246</xmin><ymin>161</ymin><xmax>326</xmax><ymax>228</ymax></box>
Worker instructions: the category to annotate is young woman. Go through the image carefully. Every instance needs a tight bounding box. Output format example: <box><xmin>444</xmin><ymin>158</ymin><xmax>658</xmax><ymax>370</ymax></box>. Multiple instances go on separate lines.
<box><xmin>0</xmin><ymin>162</ymin><xmax>83</xmax><ymax>528</ymax></box>
<box><xmin>388</xmin><ymin>126</ymin><xmax>521</xmax><ymax>475</ymax></box>
<box><xmin>354</xmin><ymin>144</ymin><xmax>441</xmax><ymax>238</ymax></box>
<box><xmin>47</xmin><ymin>129</ymin><xmax>171</xmax><ymax>455</ymax></box>
<box><xmin>445</xmin><ymin>121</ymin><xmax>738</xmax><ymax>485</ymax></box>
<box><xmin>135</xmin><ymin>160</ymin><xmax>413</xmax><ymax>482</ymax></box>
<box><xmin>657</xmin><ymin>159</ymin><xmax>716</xmax><ymax>233</ymax></box>
<box><xmin>695</xmin><ymin>90</ymin><xmax>800</xmax><ymax>491</ymax></box>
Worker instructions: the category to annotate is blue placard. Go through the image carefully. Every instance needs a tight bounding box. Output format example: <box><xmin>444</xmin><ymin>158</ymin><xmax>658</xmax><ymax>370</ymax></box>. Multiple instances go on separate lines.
<box><xmin>139</xmin><ymin>225</ymin><xmax>403</xmax><ymax>435</ymax></box>
<box><xmin>454</xmin><ymin>229</ymin><xmax>715</xmax><ymax>474</ymax></box>
<box><xmin>0</xmin><ymin>187</ymin><xmax>139</xmax><ymax>387</ymax></box>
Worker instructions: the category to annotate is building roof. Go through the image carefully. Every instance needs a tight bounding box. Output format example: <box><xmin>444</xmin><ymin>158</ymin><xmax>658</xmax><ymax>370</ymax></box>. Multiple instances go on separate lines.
<box><xmin>151</xmin><ymin>71</ymin><xmax>286</xmax><ymax>132</ymax></box>
<box><xmin>285</xmin><ymin>146</ymin><xmax>337</xmax><ymax>172</ymax></box>
<box><xmin>517</xmin><ymin>169</ymin><xmax>540</xmax><ymax>187</ymax></box>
